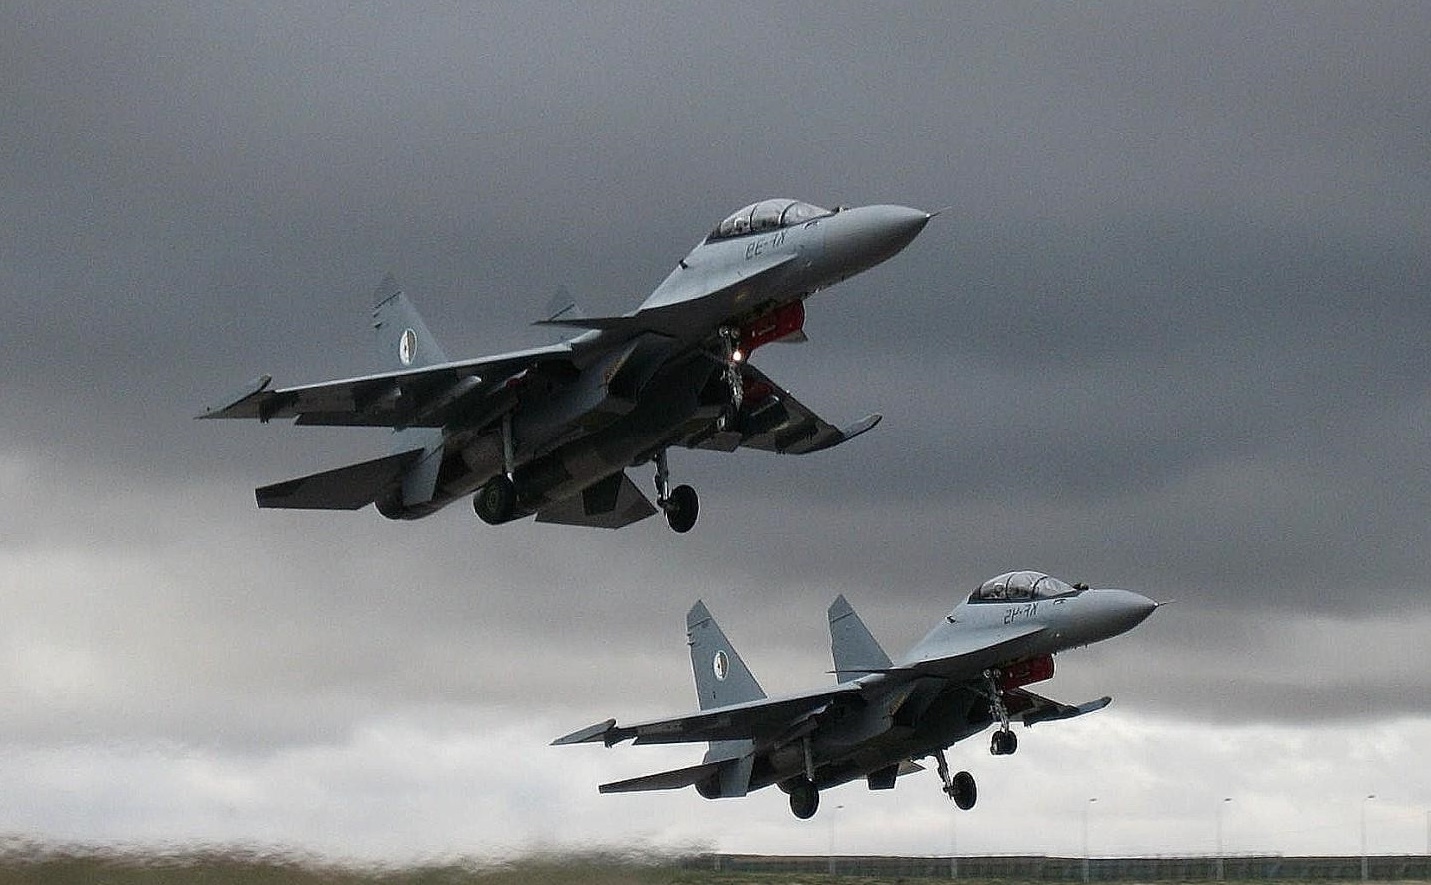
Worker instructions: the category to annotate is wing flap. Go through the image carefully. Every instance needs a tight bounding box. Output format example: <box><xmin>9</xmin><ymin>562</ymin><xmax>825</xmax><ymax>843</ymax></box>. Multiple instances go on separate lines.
<box><xmin>255</xmin><ymin>449</ymin><xmax>425</xmax><ymax>510</ymax></box>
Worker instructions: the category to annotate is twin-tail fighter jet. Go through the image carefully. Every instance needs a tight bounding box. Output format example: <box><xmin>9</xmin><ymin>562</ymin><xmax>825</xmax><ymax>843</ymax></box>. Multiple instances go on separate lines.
<box><xmin>554</xmin><ymin>571</ymin><xmax>1158</xmax><ymax>819</ymax></box>
<box><xmin>201</xmin><ymin>200</ymin><xmax>932</xmax><ymax>532</ymax></box>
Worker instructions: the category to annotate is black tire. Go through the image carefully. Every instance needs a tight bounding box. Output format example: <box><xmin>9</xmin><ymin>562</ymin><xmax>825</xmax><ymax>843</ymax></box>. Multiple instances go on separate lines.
<box><xmin>952</xmin><ymin>770</ymin><xmax>977</xmax><ymax>810</ymax></box>
<box><xmin>665</xmin><ymin>484</ymin><xmax>699</xmax><ymax>533</ymax></box>
<box><xmin>991</xmin><ymin>729</ymin><xmax>1017</xmax><ymax>756</ymax></box>
<box><xmin>1003</xmin><ymin>729</ymin><xmax>1018</xmax><ymax>755</ymax></box>
<box><xmin>473</xmin><ymin>475</ymin><xmax>517</xmax><ymax>525</ymax></box>
<box><xmin>788</xmin><ymin>777</ymin><xmax>819</xmax><ymax>820</ymax></box>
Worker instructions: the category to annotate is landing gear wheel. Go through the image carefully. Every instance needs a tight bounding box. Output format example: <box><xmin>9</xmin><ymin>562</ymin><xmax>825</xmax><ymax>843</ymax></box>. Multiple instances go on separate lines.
<box><xmin>473</xmin><ymin>475</ymin><xmax>517</xmax><ymax>525</ymax></box>
<box><xmin>950</xmin><ymin>770</ymin><xmax>977</xmax><ymax>811</ymax></box>
<box><xmin>990</xmin><ymin>729</ymin><xmax>1018</xmax><ymax>756</ymax></box>
<box><xmin>663</xmin><ymin>484</ymin><xmax>699</xmax><ymax>533</ymax></box>
<box><xmin>788</xmin><ymin>777</ymin><xmax>819</xmax><ymax>820</ymax></box>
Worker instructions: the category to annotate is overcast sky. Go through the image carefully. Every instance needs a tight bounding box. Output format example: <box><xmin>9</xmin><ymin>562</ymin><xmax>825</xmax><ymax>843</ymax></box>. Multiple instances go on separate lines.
<box><xmin>3</xmin><ymin>1</ymin><xmax>1429</xmax><ymax>863</ymax></box>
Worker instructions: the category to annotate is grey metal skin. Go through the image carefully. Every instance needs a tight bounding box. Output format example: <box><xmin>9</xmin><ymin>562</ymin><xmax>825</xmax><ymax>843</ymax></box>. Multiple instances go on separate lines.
<box><xmin>553</xmin><ymin>571</ymin><xmax>1159</xmax><ymax>819</ymax></box>
<box><xmin>199</xmin><ymin>200</ymin><xmax>932</xmax><ymax>531</ymax></box>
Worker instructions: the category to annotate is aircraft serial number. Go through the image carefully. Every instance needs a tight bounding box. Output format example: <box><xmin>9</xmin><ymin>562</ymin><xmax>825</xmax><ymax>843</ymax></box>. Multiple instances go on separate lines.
<box><xmin>1003</xmin><ymin>602</ymin><xmax>1039</xmax><ymax>625</ymax></box>
<box><xmin>745</xmin><ymin>230</ymin><xmax>787</xmax><ymax>260</ymax></box>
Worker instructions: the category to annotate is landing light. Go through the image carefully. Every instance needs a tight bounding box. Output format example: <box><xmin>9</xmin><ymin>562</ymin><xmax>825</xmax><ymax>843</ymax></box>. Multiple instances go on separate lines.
<box><xmin>732</xmin><ymin>350</ymin><xmax>746</xmax><ymax>363</ymax></box>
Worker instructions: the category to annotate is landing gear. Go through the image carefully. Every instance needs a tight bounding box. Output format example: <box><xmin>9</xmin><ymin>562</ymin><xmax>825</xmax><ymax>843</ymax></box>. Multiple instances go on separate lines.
<box><xmin>787</xmin><ymin>776</ymin><xmax>819</xmax><ymax>819</ymax></box>
<box><xmin>664</xmin><ymin>484</ymin><xmax>699</xmax><ymax>533</ymax></box>
<box><xmin>716</xmin><ymin>325</ymin><xmax>744</xmax><ymax>432</ymax></box>
<box><xmin>475</xmin><ymin>413</ymin><xmax>520</xmax><ymax>525</ymax></box>
<box><xmin>990</xmin><ymin>728</ymin><xmax>1018</xmax><ymax>756</ymax></box>
<box><xmin>473</xmin><ymin>474</ymin><xmax>517</xmax><ymax>525</ymax></box>
<box><xmin>983</xmin><ymin>669</ymin><xmax>1018</xmax><ymax>756</ymax></box>
<box><xmin>934</xmin><ymin>749</ymin><xmax>977</xmax><ymax>811</ymax></box>
<box><xmin>653</xmin><ymin>449</ymin><xmax>699</xmax><ymax>533</ymax></box>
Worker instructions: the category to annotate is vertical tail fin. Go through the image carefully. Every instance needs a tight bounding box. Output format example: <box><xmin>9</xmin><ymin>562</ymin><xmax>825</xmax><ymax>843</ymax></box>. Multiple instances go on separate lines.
<box><xmin>829</xmin><ymin>594</ymin><xmax>892</xmax><ymax>681</ymax></box>
<box><xmin>687</xmin><ymin>601</ymin><xmax>765</xmax><ymax>711</ymax></box>
<box><xmin>371</xmin><ymin>274</ymin><xmax>449</xmax><ymax>369</ymax></box>
<box><xmin>368</xmin><ymin>275</ymin><xmax>447</xmax><ymax>509</ymax></box>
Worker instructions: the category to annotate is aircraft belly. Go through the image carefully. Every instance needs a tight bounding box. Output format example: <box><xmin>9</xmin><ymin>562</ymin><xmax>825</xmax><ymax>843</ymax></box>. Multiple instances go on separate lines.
<box><xmin>509</xmin><ymin>359</ymin><xmax>713</xmax><ymax>511</ymax></box>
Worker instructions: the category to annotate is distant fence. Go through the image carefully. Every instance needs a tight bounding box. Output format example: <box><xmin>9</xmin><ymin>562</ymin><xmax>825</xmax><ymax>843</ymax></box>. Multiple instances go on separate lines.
<box><xmin>682</xmin><ymin>854</ymin><xmax>1431</xmax><ymax>880</ymax></box>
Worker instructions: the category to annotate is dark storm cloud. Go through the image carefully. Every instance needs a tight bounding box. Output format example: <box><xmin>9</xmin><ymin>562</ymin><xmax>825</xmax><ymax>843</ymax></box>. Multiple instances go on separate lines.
<box><xmin>2</xmin><ymin>1</ymin><xmax>1429</xmax><ymax>844</ymax></box>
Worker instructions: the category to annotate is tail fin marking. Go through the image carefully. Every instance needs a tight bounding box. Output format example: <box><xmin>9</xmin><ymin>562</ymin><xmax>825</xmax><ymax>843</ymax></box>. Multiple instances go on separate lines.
<box><xmin>372</xmin><ymin>274</ymin><xmax>449</xmax><ymax>370</ymax></box>
<box><xmin>686</xmin><ymin>601</ymin><xmax>765</xmax><ymax>711</ymax></box>
<box><xmin>370</xmin><ymin>275</ymin><xmax>448</xmax><ymax>506</ymax></box>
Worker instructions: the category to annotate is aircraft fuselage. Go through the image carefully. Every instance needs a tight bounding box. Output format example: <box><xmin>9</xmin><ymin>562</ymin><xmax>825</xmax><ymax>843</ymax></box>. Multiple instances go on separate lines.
<box><xmin>388</xmin><ymin>203</ymin><xmax>932</xmax><ymax>521</ymax></box>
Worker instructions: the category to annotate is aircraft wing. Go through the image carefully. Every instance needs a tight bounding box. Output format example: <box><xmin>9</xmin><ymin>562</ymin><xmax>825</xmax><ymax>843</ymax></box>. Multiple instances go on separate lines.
<box><xmin>687</xmin><ymin>362</ymin><xmax>881</xmax><ymax>455</ymax></box>
<box><xmin>196</xmin><ymin>343</ymin><xmax>576</xmax><ymax>429</ymax></box>
<box><xmin>552</xmin><ymin>682</ymin><xmax>865</xmax><ymax>748</ymax></box>
<box><xmin>1009</xmin><ymin>689</ymin><xmax>1112</xmax><ymax>726</ymax></box>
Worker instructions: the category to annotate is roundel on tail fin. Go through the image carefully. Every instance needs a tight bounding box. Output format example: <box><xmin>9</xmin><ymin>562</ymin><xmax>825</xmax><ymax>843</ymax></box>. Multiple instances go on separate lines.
<box><xmin>398</xmin><ymin>328</ymin><xmax>417</xmax><ymax>366</ymax></box>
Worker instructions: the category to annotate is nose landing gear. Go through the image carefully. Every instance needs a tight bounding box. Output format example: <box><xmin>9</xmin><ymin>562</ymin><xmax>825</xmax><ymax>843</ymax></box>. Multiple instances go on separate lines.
<box><xmin>984</xmin><ymin>669</ymin><xmax>1019</xmax><ymax>756</ymax></box>
<box><xmin>787</xmin><ymin>776</ymin><xmax>819</xmax><ymax>819</ymax></box>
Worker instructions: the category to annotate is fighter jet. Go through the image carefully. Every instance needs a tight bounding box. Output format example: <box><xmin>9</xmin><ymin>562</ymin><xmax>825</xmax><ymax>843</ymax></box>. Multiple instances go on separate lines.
<box><xmin>200</xmin><ymin>199</ymin><xmax>932</xmax><ymax>532</ymax></box>
<box><xmin>554</xmin><ymin>571</ymin><xmax>1158</xmax><ymax>818</ymax></box>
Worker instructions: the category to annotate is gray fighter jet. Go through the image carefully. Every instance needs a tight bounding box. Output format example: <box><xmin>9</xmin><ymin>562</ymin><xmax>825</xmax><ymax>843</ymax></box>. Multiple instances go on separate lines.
<box><xmin>554</xmin><ymin>571</ymin><xmax>1158</xmax><ymax>818</ymax></box>
<box><xmin>200</xmin><ymin>200</ymin><xmax>931</xmax><ymax>531</ymax></box>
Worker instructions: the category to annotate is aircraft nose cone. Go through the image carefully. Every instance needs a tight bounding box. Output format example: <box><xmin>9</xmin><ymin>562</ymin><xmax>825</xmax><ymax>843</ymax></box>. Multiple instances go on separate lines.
<box><xmin>823</xmin><ymin>204</ymin><xmax>932</xmax><ymax>274</ymax></box>
<box><xmin>1094</xmin><ymin>588</ymin><xmax>1159</xmax><ymax>637</ymax></box>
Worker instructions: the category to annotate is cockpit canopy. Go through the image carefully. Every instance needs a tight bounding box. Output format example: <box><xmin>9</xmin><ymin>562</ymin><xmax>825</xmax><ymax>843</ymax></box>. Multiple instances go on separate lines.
<box><xmin>709</xmin><ymin>199</ymin><xmax>830</xmax><ymax>240</ymax></box>
<box><xmin>969</xmin><ymin>571</ymin><xmax>1077</xmax><ymax>602</ymax></box>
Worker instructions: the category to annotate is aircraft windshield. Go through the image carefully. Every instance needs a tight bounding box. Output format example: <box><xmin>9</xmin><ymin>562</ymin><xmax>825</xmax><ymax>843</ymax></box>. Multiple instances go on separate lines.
<box><xmin>710</xmin><ymin>199</ymin><xmax>830</xmax><ymax>240</ymax></box>
<box><xmin>969</xmin><ymin>571</ymin><xmax>1076</xmax><ymax>602</ymax></box>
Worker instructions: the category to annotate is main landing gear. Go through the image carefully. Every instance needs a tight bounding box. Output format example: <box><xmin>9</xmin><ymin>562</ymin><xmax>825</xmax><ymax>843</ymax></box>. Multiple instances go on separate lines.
<box><xmin>474</xmin><ymin>413</ymin><xmax>519</xmax><ymax>525</ymax></box>
<box><xmin>934</xmin><ymin>749</ymin><xmax>977</xmax><ymax>810</ymax></box>
<box><xmin>473</xmin><ymin>474</ymin><xmax>517</xmax><ymax>524</ymax></box>
<box><xmin>653</xmin><ymin>449</ymin><xmax>698</xmax><ymax>533</ymax></box>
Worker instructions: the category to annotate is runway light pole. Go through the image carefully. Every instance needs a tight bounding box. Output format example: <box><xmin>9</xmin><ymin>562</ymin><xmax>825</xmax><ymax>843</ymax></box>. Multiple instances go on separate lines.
<box><xmin>1083</xmin><ymin>798</ymin><xmax>1098</xmax><ymax>884</ymax></box>
<box><xmin>1361</xmin><ymin>794</ymin><xmax>1376</xmax><ymax>882</ymax></box>
<box><xmin>1216</xmin><ymin>797</ymin><xmax>1232</xmax><ymax>882</ymax></box>
<box><xmin>827</xmin><ymin>804</ymin><xmax>844</xmax><ymax>875</ymax></box>
<box><xmin>949</xmin><ymin>808</ymin><xmax>958</xmax><ymax>880</ymax></box>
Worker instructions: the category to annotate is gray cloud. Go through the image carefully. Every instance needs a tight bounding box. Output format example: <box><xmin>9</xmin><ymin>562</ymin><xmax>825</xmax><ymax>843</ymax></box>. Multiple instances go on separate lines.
<box><xmin>2</xmin><ymin>0</ymin><xmax>1428</xmax><ymax>858</ymax></box>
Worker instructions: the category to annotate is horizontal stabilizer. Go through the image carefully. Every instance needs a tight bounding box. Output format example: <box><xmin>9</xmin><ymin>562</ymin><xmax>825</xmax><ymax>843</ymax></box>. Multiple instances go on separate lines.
<box><xmin>255</xmin><ymin>449</ymin><xmax>425</xmax><ymax>510</ymax></box>
<box><xmin>535</xmin><ymin>471</ymin><xmax>657</xmax><ymax>529</ymax></box>
<box><xmin>598</xmin><ymin>760</ymin><xmax>725</xmax><ymax>794</ymax></box>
